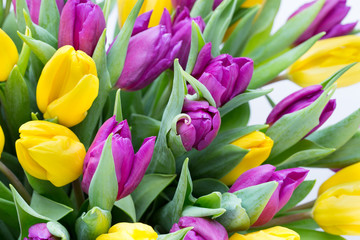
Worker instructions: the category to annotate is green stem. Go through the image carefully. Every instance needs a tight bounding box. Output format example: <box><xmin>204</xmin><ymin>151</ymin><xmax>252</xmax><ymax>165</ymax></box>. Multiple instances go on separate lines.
<box><xmin>258</xmin><ymin>211</ymin><xmax>312</xmax><ymax>228</ymax></box>
<box><xmin>288</xmin><ymin>200</ymin><xmax>316</xmax><ymax>212</ymax></box>
<box><xmin>72</xmin><ymin>178</ymin><xmax>85</xmax><ymax>210</ymax></box>
<box><xmin>0</xmin><ymin>161</ymin><xmax>31</xmax><ymax>204</ymax></box>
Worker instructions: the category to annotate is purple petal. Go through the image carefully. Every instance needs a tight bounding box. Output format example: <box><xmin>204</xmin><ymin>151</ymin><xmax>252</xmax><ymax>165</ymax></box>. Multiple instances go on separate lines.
<box><xmin>177</xmin><ymin>120</ymin><xmax>196</xmax><ymax>152</ymax></box>
<box><xmin>306</xmin><ymin>99</ymin><xmax>336</xmax><ymax>137</ymax></box>
<box><xmin>323</xmin><ymin>22</ymin><xmax>357</xmax><ymax>39</ymax></box>
<box><xmin>28</xmin><ymin>223</ymin><xmax>52</xmax><ymax>239</ymax></box>
<box><xmin>192</xmin><ymin>43</ymin><xmax>213</xmax><ymax>77</ymax></box>
<box><xmin>132</xmin><ymin>11</ymin><xmax>152</xmax><ymax>36</ymax></box>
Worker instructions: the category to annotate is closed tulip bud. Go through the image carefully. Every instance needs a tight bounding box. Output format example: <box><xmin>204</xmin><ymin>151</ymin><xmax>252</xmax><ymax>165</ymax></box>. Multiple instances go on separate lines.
<box><xmin>36</xmin><ymin>45</ymin><xmax>99</xmax><ymax>127</ymax></box>
<box><xmin>176</xmin><ymin>99</ymin><xmax>221</xmax><ymax>151</ymax></box>
<box><xmin>12</xmin><ymin>0</ymin><xmax>64</xmax><ymax>24</ymax></box>
<box><xmin>313</xmin><ymin>181</ymin><xmax>360</xmax><ymax>235</ymax></box>
<box><xmin>15</xmin><ymin>121</ymin><xmax>86</xmax><ymax>187</ymax></box>
<box><xmin>0</xmin><ymin>28</ymin><xmax>18</xmax><ymax>82</ymax></box>
<box><xmin>58</xmin><ymin>0</ymin><xmax>106</xmax><ymax>56</ymax></box>
<box><xmin>229</xmin><ymin>226</ymin><xmax>300</xmax><ymax>240</ymax></box>
<box><xmin>229</xmin><ymin>165</ymin><xmax>309</xmax><ymax>226</ymax></box>
<box><xmin>114</xmin><ymin>9</ymin><xmax>181</xmax><ymax>91</ymax></box>
<box><xmin>24</xmin><ymin>223</ymin><xmax>57</xmax><ymax>240</ymax></box>
<box><xmin>289</xmin><ymin>36</ymin><xmax>360</xmax><ymax>88</ymax></box>
<box><xmin>96</xmin><ymin>222</ymin><xmax>158</xmax><ymax>240</ymax></box>
<box><xmin>189</xmin><ymin>43</ymin><xmax>253</xmax><ymax>107</ymax></box>
<box><xmin>82</xmin><ymin>116</ymin><xmax>156</xmax><ymax>200</ymax></box>
<box><xmin>170</xmin><ymin>217</ymin><xmax>228</xmax><ymax>240</ymax></box>
<box><xmin>221</xmin><ymin>131</ymin><xmax>273</xmax><ymax>186</ymax></box>
<box><xmin>290</xmin><ymin>0</ymin><xmax>356</xmax><ymax>45</ymax></box>
<box><xmin>266</xmin><ymin>85</ymin><xmax>336</xmax><ymax>136</ymax></box>
<box><xmin>118</xmin><ymin>0</ymin><xmax>172</xmax><ymax>28</ymax></box>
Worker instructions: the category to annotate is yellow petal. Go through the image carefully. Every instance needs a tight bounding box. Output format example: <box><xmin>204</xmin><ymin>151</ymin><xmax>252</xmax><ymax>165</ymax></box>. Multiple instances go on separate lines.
<box><xmin>230</xmin><ymin>226</ymin><xmax>300</xmax><ymax>240</ymax></box>
<box><xmin>148</xmin><ymin>0</ymin><xmax>172</xmax><ymax>27</ymax></box>
<box><xmin>0</xmin><ymin>126</ymin><xmax>4</xmax><ymax>155</ymax></box>
<box><xmin>0</xmin><ymin>29</ymin><xmax>18</xmax><ymax>82</ymax></box>
<box><xmin>97</xmin><ymin>223</ymin><xmax>158</xmax><ymax>240</ymax></box>
<box><xmin>242</xmin><ymin>0</ymin><xmax>264</xmax><ymax>8</ymax></box>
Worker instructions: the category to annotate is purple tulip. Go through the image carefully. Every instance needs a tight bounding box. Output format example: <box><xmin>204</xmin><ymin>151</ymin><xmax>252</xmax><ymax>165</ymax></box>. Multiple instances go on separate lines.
<box><xmin>290</xmin><ymin>0</ymin><xmax>356</xmax><ymax>45</ymax></box>
<box><xmin>170</xmin><ymin>217</ymin><xmax>228</xmax><ymax>240</ymax></box>
<box><xmin>12</xmin><ymin>0</ymin><xmax>64</xmax><ymax>24</ymax></box>
<box><xmin>24</xmin><ymin>223</ymin><xmax>57</xmax><ymax>240</ymax></box>
<box><xmin>266</xmin><ymin>85</ymin><xmax>336</xmax><ymax>136</ymax></box>
<box><xmin>229</xmin><ymin>164</ymin><xmax>309</xmax><ymax>226</ymax></box>
<box><xmin>171</xmin><ymin>0</ymin><xmax>223</xmax><ymax>11</ymax></box>
<box><xmin>58</xmin><ymin>0</ymin><xmax>106</xmax><ymax>56</ymax></box>
<box><xmin>177</xmin><ymin>99</ymin><xmax>221</xmax><ymax>151</ymax></box>
<box><xmin>188</xmin><ymin>43</ymin><xmax>253</xmax><ymax>107</ymax></box>
<box><xmin>114</xmin><ymin>9</ymin><xmax>181</xmax><ymax>91</ymax></box>
<box><xmin>82</xmin><ymin>116</ymin><xmax>156</xmax><ymax>200</ymax></box>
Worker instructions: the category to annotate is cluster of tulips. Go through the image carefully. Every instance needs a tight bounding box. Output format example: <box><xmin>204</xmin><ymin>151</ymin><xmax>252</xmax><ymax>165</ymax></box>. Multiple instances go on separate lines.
<box><xmin>0</xmin><ymin>0</ymin><xmax>360</xmax><ymax>239</ymax></box>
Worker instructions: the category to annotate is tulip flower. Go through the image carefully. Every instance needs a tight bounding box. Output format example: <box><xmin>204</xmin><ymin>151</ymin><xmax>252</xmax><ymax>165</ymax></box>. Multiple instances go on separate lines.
<box><xmin>189</xmin><ymin>43</ymin><xmax>253</xmax><ymax>107</ymax></box>
<box><xmin>114</xmin><ymin>9</ymin><xmax>181</xmax><ymax>91</ymax></box>
<box><xmin>36</xmin><ymin>45</ymin><xmax>99</xmax><ymax>127</ymax></box>
<box><xmin>24</xmin><ymin>223</ymin><xmax>57</xmax><ymax>240</ymax></box>
<box><xmin>82</xmin><ymin>116</ymin><xmax>156</xmax><ymax>200</ymax></box>
<box><xmin>0</xmin><ymin>28</ymin><xmax>18</xmax><ymax>82</ymax></box>
<box><xmin>15</xmin><ymin>121</ymin><xmax>86</xmax><ymax>187</ymax></box>
<box><xmin>58</xmin><ymin>0</ymin><xmax>106</xmax><ymax>56</ymax></box>
<box><xmin>171</xmin><ymin>0</ymin><xmax>222</xmax><ymax>11</ymax></box>
<box><xmin>170</xmin><ymin>217</ymin><xmax>228</xmax><ymax>240</ymax></box>
<box><xmin>229</xmin><ymin>165</ymin><xmax>309</xmax><ymax>226</ymax></box>
<box><xmin>221</xmin><ymin>131</ymin><xmax>274</xmax><ymax>186</ymax></box>
<box><xmin>313</xmin><ymin>181</ymin><xmax>360</xmax><ymax>235</ymax></box>
<box><xmin>12</xmin><ymin>0</ymin><xmax>64</xmax><ymax>24</ymax></box>
<box><xmin>118</xmin><ymin>0</ymin><xmax>172</xmax><ymax>28</ymax></box>
<box><xmin>290</xmin><ymin>0</ymin><xmax>356</xmax><ymax>45</ymax></box>
<box><xmin>266</xmin><ymin>85</ymin><xmax>336</xmax><ymax>136</ymax></box>
<box><xmin>289</xmin><ymin>36</ymin><xmax>360</xmax><ymax>88</ymax></box>
<box><xmin>96</xmin><ymin>222</ymin><xmax>158</xmax><ymax>240</ymax></box>
<box><xmin>176</xmin><ymin>99</ymin><xmax>221</xmax><ymax>151</ymax></box>
<box><xmin>229</xmin><ymin>226</ymin><xmax>300</xmax><ymax>240</ymax></box>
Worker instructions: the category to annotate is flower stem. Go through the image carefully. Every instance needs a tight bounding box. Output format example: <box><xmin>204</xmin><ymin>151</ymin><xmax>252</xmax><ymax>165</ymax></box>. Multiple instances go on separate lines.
<box><xmin>0</xmin><ymin>161</ymin><xmax>31</xmax><ymax>204</ymax></box>
<box><xmin>288</xmin><ymin>200</ymin><xmax>316</xmax><ymax>212</ymax></box>
<box><xmin>72</xmin><ymin>178</ymin><xmax>85</xmax><ymax>209</ymax></box>
<box><xmin>258</xmin><ymin>211</ymin><xmax>312</xmax><ymax>228</ymax></box>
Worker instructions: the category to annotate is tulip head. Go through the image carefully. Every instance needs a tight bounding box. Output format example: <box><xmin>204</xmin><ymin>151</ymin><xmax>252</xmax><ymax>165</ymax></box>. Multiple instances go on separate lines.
<box><xmin>313</xmin><ymin>181</ymin><xmax>360</xmax><ymax>235</ymax></box>
<box><xmin>0</xmin><ymin>28</ymin><xmax>18</xmax><ymax>82</ymax></box>
<box><xmin>176</xmin><ymin>99</ymin><xmax>221</xmax><ymax>151</ymax></box>
<box><xmin>82</xmin><ymin>116</ymin><xmax>156</xmax><ymax>200</ymax></box>
<box><xmin>58</xmin><ymin>0</ymin><xmax>106</xmax><ymax>56</ymax></box>
<box><xmin>229</xmin><ymin>226</ymin><xmax>300</xmax><ymax>240</ymax></box>
<box><xmin>96</xmin><ymin>222</ymin><xmax>158</xmax><ymax>240</ymax></box>
<box><xmin>36</xmin><ymin>46</ymin><xmax>99</xmax><ymax>127</ymax></box>
<box><xmin>221</xmin><ymin>131</ymin><xmax>274</xmax><ymax>186</ymax></box>
<box><xmin>15</xmin><ymin>121</ymin><xmax>86</xmax><ymax>187</ymax></box>
<box><xmin>170</xmin><ymin>217</ymin><xmax>228</xmax><ymax>240</ymax></box>
<box><xmin>229</xmin><ymin>165</ymin><xmax>309</xmax><ymax>226</ymax></box>
<box><xmin>266</xmin><ymin>85</ymin><xmax>336</xmax><ymax>136</ymax></box>
<box><xmin>189</xmin><ymin>43</ymin><xmax>253</xmax><ymax>107</ymax></box>
<box><xmin>289</xmin><ymin>36</ymin><xmax>360</xmax><ymax>88</ymax></box>
<box><xmin>24</xmin><ymin>223</ymin><xmax>58</xmax><ymax>240</ymax></box>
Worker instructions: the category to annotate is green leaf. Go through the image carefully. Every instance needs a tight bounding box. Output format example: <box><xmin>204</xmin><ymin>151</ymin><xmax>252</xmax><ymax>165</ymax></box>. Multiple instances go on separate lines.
<box><xmin>132</xmin><ymin>174</ymin><xmax>176</xmax><ymax>221</ymax></box>
<box><xmin>220</xmin><ymin>103</ymin><xmax>250</xmax><ymax>131</ymax></box>
<box><xmin>113</xmin><ymin>89</ymin><xmax>123</xmax><ymax>122</ymax></box>
<box><xmin>195</xmin><ymin>192</ymin><xmax>222</xmax><ymax>209</ymax></box>
<box><xmin>181</xmin><ymin>206</ymin><xmax>225</xmax><ymax>219</ymax></box>
<box><xmin>0</xmin><ymin>198</ymin><xmax>18</xmax><ymax>233</ymax></box>
<box><xmin>38</xmin><ymin>0</ymin><xmax>60</xmax><ymax>38</ymax></box>
<box><xmin>192</xmin><ymin>179</ymin><xmax>229</xmax><ymax>197</ymax></box>
<box><xmin>47</xmin><ymin>221</ymin><xmax>70</xmax><ymax>240</ymax></box>
<box><xmin>0</xmin><ymin>220</ymin><xmax>16</xmax><ymax>240</ymax></box>
<box><xmin>17</xmin><ymin>27</ymin><xmax>31</xmax><ymax>76</ymax></box>
<box><xmin>185</xmin><ymin>21</ymin><xmax>206</xmax><ymax>74</ymax></box>
<box><xmin>88</xmin><ymin>134</ymin><xmax>118</xmax><ymax>211</ymax></box>
<box><xmin>15</xmin><ymin>0</ymin><xmax>30</xmax><ymax>33</ymax></box>
<box><xmin>321</xmin><ymin>63</ymin><xmax>357</xmax><ymax>90</ymax></box>
<box><xmin>75</xmin><ymin>207</ymin><xmax>111</xmax><ymax>240</ymax></box>
<box><xmin>282</xmin><ymin>218</ymin><xmax>319</xmax><ymax>230</ymax></box>
<box><xmin>114</xmin><ymin>195</ymin><xmax>136</xmax><ymax>223</ymax></box>
<box><xmin>2</xmin><ymin>13</ymin><xmax>22</xmax><ymax>51</ymax></box>
<box><xmin>190</xmin><ymin>0</ymin><xmax>214</xmax><ymax>19</ymax></box>
<box><xmin>0</xmin><ymin>181</ymin><xmax>12</xmax><ymax>201</ymax></box>
<box><xmin>290</xmin><ymin>228</ymin><xmax>345</xmax><ymax>240</ymax></box>
<box><xmin>158</xmin><ymin>227</ymin><xmax>192</xmax><ymax>240</ymax></box>
<box><xmin>107</xmin><ymin>0</ymin><xmax>144</xmax><ymax>85</ymax></box>
<box><xmin>131</xmin><ymin>114</ymin><xmax>160</xmax><ymax>149</ymax></box>
<box><xmin>249</xmin><ymin>33</ymin><xmax>324</xmax><ymax>89</ymax></box>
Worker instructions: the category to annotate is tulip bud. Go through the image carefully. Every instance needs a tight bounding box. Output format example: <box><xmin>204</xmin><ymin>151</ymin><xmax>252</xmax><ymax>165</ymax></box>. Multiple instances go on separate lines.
<box><xmin>96</xmin><ymin>222</ymin><xmax>158</xmax><ymax>240</ymax></box>
<box><xmin>289</xmin><ymin>36</ymin><xmax>360</xmax><ymax>88</ymax></box>
<box><xmin>189</xmin><ymin>43</ymin><xmax>253</xmax><ymax>107</ymax></box>
<box><xmin>82</xmin><ymin>116</ymin><xmax>156</xmax><ymax>200</ymax></box>
<box><xmin>12</xmin><ymin>0</ymin><xmax>64</xmax><ymax>24</ymax></box>
<box><xmin>176</xmin><ymin>99</ymin><xmax>221</xmax><ymax>151</ymax></box>
<box><xmin>229</xmin><ymin>165</ymin><xmax>309</xmax><ymax>226</ymax></box>
<box><xmin>0</xmin><ymin>28</ymin><xmax>18</xmax><ymax>82</ymax></box>
<box><xmin>266</xmin><ymin>85</ymin><xmax>336</xmax><ymax>136</ymax></box>
<box><xmin>221</xmin><ymin>131</ymin><xmax>273</xmax><ymax>186</ymax></box>
<box><xmin>229</xmin><ymin>226</ymin><xmax>300</xmax><ymax>240</ymax></box>
<box><xmin>36</xmin><ymin>45</ymin><xmax>99</xmax><ymax>127</ymax></box>
<box><xmin>290</xmin><ymin>0</ymin><xmax>356</xmax><ymax>45</ymax></box>
<box><xmin>170</xmin><ymin>217</ymin><xmax>228</xmax><ymax>240</ymax></box>
<box><xmin>15</xmin><ymin>121</ymin><xmax>86</xmax><ymax>187</ymax></box>
<box><xmin>313</xmin><ymin>181</ymin><xmax>360</xmax><ymax>235</ymax></box>
<box><xmin>58</xmin><ymin>0</ymin><xmax>106</xmax><ymax>56</ymax></box>
<box><xmin>24</xmin><ymin>223</ymin><xmax>57</xmax><ymax>240</ymax></box>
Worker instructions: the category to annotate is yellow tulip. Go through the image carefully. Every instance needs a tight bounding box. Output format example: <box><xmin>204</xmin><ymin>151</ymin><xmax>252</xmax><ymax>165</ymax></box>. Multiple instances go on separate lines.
<box><xmin>118</xmin><ymin>0</ymin><xmax>172</xmax><ymax>28</ymax></box>
<box><xmin>221</xmin><ymin>131</ymin><xmax>273</xmax><ymax>185</ymax></box>
<box><xmin>36</xmin><ymin>46</ymin><xmax>99</xmax><ymax>127</ymax></box>
<box><xmin>229</xmin><ymin>226</ymin><xmax>300</xmax><ymax>240</ymax></box>
<box><xmin>0</xmin><ymin>28</ymin><xmax>18</xmax><ymax>82</ymax></box>
<box><xmin>319</xmin><ymin>162</ymin><xmax>360</xmax><ymax>195</ymax></box>
<box><xmin>0</xmin><ymin>125</ymin><xmax>4</xmax><ymax>155</ymax></box>
<box><xmin>96</xmin><ymin>222</ymin><xmax>158</xmax><ymax>240</ymax></box>
<box><xmin>289</xmin><ymin>35</ymin><xmax>360</xmax><ymax>88</ymax></box>
<box><xmin>242</xmin><ymin>0</ymin><xmax>265</xmax><ymax>8</ymax></box>
<box><xmin>15</xmin><ymin>121</ymin><xmax>86</xmax><ymax>187</ymax></box>
<box><xmin>313</xmin><ymin>181</ymin><xmax>360</xmax><ymax>235</ymax></box>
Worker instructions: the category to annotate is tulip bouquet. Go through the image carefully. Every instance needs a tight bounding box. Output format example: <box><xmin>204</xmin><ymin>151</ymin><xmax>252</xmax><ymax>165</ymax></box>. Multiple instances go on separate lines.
<box><xmin>1</xmin><ymin>0</ymin><xmax>360</xmax><ymax>239</ymax></box>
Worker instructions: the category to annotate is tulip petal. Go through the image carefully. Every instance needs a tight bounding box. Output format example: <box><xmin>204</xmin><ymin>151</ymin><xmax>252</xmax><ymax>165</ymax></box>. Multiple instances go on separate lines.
<box><xmin>0</xmin><ymin>29</ymin><xmax>19</xmax><ymax>82</ymax></box>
